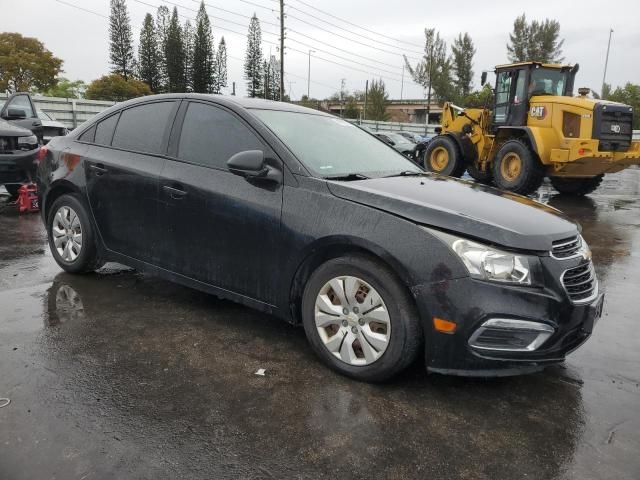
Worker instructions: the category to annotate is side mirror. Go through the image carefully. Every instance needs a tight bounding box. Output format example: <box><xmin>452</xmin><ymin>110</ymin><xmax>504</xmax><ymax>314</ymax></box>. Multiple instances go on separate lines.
<box><xmin>5</xmin><ymin>108</ymin><xmax>27</xmax><ymax>119</ymax></box>
<box><xmin>481</xmin><ymin>71</ymin><xmax>487</xmax><ymax>86</ymax></box>
<box><xmin>227</xmin><ymin>150</ymin><xmax>268</xmax><ymax>178</ymax></box>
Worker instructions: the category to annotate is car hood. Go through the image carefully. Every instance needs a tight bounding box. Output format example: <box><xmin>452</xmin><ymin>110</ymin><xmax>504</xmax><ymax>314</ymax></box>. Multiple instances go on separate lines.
<box><xmin>326</xmin><ymin>174</ymin><xmax>578</xmax><ymax>251</ymax></box>
<box><xmin>0</xmin><ymin>118</ymin><xmax>33</xmax><ymax>137</ymax></box>
<box><xmin>41</xmin><ymin>119</ymin><xmax>66</xmax><ymax>129</ymax></box>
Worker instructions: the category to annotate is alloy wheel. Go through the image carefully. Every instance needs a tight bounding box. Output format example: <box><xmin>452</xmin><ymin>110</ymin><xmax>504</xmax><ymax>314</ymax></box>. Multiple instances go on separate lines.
<box><xmin>52</xmin><ymin>206</ymin><xmax>83</xmax><ymax>262</ymax></box>
<box><xmin>314</xmin><ymin>276</ymin><xmax>391</xmax><ymax>366</ymax></box>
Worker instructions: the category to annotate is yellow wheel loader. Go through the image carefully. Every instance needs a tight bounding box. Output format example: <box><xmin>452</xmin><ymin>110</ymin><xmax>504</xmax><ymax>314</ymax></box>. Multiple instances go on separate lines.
<box><xmin>424</xmin><ymin>62</ymin><xmax>640</xmax><ymax>195</ymax></box>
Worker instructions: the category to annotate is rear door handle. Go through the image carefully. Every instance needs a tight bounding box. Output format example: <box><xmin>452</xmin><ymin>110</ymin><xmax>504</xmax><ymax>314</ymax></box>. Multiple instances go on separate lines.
<box><xmin>89</xmin><ymin>163</ymin><xmax>107</xmax><ymax>175</ymax></box>
<box><xmin>162</xmin><ymin>185</ymin><xmax>188</xmax><ymax>199</ymax></box>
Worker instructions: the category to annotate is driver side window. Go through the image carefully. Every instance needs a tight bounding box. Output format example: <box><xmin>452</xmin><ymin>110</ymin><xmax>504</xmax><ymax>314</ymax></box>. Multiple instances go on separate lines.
<box><xmin>494</xmin><ymin>72</ymin><xmax>512</xmax><ymax>123</ymax></box>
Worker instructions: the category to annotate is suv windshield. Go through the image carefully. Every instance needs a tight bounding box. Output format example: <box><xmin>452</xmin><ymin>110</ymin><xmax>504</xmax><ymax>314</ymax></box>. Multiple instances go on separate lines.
<box><xmin>530</xmin><ymin>68</ymin><xmax>569</xmax><ymax>96</ymax></box>
<box><xmin>252</xmin><ymin>109</ymin><xmax>421</xmax><ymax>178</ymax></box>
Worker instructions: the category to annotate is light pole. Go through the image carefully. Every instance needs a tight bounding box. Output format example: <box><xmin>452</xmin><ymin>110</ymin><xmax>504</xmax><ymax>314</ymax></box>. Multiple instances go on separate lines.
<box><xmin>307</xmin><ymin>49</ymin><xmax>315</xmax><ymax>98</ymax></box>
<box><xmin>601</xmin><ymin>28</ymin><xmax>614</xmax><ymax>99</ymax></box>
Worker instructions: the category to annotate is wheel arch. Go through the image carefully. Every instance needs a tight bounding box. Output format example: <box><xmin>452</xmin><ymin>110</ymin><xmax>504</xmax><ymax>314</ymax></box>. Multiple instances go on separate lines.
<box><xmin>444</xmin><ymin>132</ymin><xmax>478</xmax><ymax>163</ymax></box>
<box><xmin>495</xmin><ymin>127</ymin><xmax>540</xmax><ymax>156</ymax></box>
<box><xmin>43</xmin><ymin>180</ymin><xmax>84</xmax><ymax>222</ymax></box>
<box><xmin>288</xmin><ymin>236</ymin><xmax>417</xmax><ymax>325</ymax></box>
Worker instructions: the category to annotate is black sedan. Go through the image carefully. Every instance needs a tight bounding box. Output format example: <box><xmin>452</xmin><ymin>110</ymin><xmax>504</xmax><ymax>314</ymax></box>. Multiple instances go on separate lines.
<box><xmin>37</xmin><ymin>94</ymin><xmax>603</xmax><ymax>381</ymax></box>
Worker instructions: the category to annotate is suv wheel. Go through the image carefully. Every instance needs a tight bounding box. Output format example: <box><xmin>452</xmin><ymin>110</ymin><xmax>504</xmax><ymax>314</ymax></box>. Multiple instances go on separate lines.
<box><xmin>301</xmin><ymin>255</ymin><xmax>422</xmax><ymax>382</ymax></box>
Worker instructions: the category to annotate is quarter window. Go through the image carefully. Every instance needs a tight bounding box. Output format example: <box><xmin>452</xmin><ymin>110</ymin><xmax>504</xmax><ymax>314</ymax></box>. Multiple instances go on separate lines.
<box><xmin>94</xmin><ymin>114</ymin><xmax>119</xmax><ymax>145</ymax></box>
<box><xmin>111</xmin><ymin>102</ymin><xmax>176</xmax><ymax>154</ymax></box>
<box><xmin>177</xmin><ymin>102</ymin><xmax>264</xmax><ymax>169</ymax></box>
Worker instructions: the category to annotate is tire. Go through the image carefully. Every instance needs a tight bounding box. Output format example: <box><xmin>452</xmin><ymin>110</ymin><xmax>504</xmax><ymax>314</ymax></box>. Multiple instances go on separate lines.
<box><xmin>301</xmin><ymin>255</ymin><xmax>422</xmax><ymax>382</ymax></box>
<box><xmin>466</xmin><ymin>162</ymin><xmax>493</xmax><ymax>185</ymax></box>
<box><xmin>47</xmin><ymin>193</ymin><xmax>104</xmax><ymax>273</ymax></box>
<box><xmin>424</xmin><ymin>136</ymin><xmax>466</xmax><ymax>177</ymax></box>
<box><xmin>492</xmin><ymin>139</ymin><xmax>545</xmax><ymax>195</ymax></box>
<box><xmin>550</xmin><ymin>175</ymin><xmax>603</xmax><ymax>196</ymax></box>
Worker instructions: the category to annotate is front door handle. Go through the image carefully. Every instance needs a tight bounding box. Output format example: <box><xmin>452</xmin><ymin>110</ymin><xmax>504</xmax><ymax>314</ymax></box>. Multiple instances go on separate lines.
<box><xmin>32</xmin><ymin>121</ymin><xmax>42</xmax><ymax>127</ymax></box>
<box><xmin>89</xmin><ymin>163</ymin><xmax>107</xmax><ymax>176</ymax></box>
<box><xmin>162</xmin><ymin>185</ymin><xmax>188</xmax><ymax>200</ymax></box>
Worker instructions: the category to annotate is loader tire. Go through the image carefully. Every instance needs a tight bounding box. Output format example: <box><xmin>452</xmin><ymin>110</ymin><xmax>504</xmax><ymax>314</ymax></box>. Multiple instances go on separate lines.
<box><xmin>492</xmin><ymin>140</ymin><xmax>544</xmax><ymax>195</ymax></box>
<box><xmin>550</xmin><ymin>175</ymin><xmax>604</xmax><ymax>196</ymax></box>
<box><xmin>466</xmin><ymin>162</ymin><xmax>493</xmax><ymax>185</ymax></box>
<box><xmin>424</xmin><ymin>136</ymin><xmax>465</xmax><ymax>177</ymax></box>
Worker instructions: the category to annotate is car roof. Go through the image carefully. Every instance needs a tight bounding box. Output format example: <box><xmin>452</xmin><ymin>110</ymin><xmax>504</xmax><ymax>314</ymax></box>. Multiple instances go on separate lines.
<box><xmin>113</xmin><ymin>93</ymin><xmax>332</xmax><ymax>116</ymax></box>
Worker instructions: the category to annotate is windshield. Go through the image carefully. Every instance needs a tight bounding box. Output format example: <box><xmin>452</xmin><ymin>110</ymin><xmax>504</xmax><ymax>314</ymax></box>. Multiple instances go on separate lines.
<box><xmin>37</xmin><ymin>110</ymin><xmax>53</xmax><ymax>120</ymax></box>
<box><xmin>530</xmin><ymin>68</ymin><xmax>569</xmax><ymax>96</ymax></box>
<box><xmin>252</xmin><ymin>109</ymin><xmax>421</xmax><ymax>178</ymax></box>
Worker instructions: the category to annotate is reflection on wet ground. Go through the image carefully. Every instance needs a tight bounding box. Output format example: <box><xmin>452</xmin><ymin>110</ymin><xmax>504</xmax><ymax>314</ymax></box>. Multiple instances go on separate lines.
<box><xmin>1</xmin><ymin>168</ymin><xmax>639</xmax><ymax>479</ymax></box>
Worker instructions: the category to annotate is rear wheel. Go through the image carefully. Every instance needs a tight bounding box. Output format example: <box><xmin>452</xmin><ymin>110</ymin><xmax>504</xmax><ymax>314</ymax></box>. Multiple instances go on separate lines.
<box><xmin>492</xmin><ymin>140</ymin><xmax>544</xmax><ymax>195</ymax></box>
<box><xmin>301</xmin><ymin>255</ymin><xmax>422</xmax><ymax>382</ymax></box>
<box><xmin>550</xmin><ymin>175</ymin><xmax>604</xmax><ymax>196</ymax></box>
<box><xmin>424</xmin><ymin>136</ymin><xmax>465</xmax><ymax>177</ymax></box>
<box><xmin>47</xmin><ymin>194</ymin><xmax>104</xmax><ymax>273</ymax></box>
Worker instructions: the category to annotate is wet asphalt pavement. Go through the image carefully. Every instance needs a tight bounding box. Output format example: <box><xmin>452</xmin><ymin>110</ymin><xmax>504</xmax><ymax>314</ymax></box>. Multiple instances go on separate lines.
<box><xmin>1</xmin><ymin>170</ymin><xmax>639</xmax><ymax>480</ymax></box>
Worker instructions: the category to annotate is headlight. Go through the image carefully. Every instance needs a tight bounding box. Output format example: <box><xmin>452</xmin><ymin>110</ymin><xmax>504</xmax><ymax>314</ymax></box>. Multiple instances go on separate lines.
<box><xmin>429</xmin><ymin>229</ymin><xmax>532</xmax><ymax>285</ymax></box>
<box><xmin>18</xmin><ymin>135</ymin><xmax>38</xmax><ymax>145</ymax></box>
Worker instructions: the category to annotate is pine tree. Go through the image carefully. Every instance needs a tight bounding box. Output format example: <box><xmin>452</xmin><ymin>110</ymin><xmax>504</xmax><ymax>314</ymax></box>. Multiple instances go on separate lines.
<box><xmin>507</xmin><ymin>14</ymin><xmax>564</xmax><ymax>63</ymax></box>
<box><xmin>264</xmin><ymin>56</ymin><xmax>280</xmax><ymax>100</ymax></box>
<box><xmin>451</xmin><ymin>33</ymin><xmax>475</xmax><ymax>99</ymax></box>
<box><xmin>183</xmin><ymin>19</ymin><xmax>194</xmax><ymax>92</ymax></box>
<box><xmin>366</xmin><ymin>79</ymin><xmax>390</xmax><ymax>121</ymax></box>
<box><xmin>244</xmin><ymin>14</ymin><xmax>264</xmax><ymax>98</ymax></box>
<box><xmin>192</xmin><ymin>1</ymin><xmax>214</xmax><ymax>93</ymax></box>
<box><xmin>155</xmin><ymin>6</ymin><xmax>170</xmax><ymax>91</ymax></box>
<box><xmin>404</xmin><ymin>28</ymin><xmax>454</xmax><ymax>104</ymax></box>
<box><xmin>165</xmin><ymin>7</ymin><xmax>186</xmax><ymax>92</ymax></box>
<box><xmin>213</xmin><ymin>36</ymin><xmax>228</xmax><ymax>94</ymax></box>
<box><xmin>137</xmin><ymin>13</ymin><xmax>160</xmax><ymax>92</ymax></box>
<box><xmin>109</xmin><ymin>0</ymin><xmax>135</xmax><ymax>80</ymax></box>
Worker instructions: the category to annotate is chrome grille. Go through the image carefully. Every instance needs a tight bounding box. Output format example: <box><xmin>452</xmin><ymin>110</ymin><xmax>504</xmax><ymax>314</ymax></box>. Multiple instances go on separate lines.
<box><xmin>552</xmin><ymin>236</ymin><xmax>581</xmax><ymax>259</ymax></box>
<box><xmin>562</xmin><ymin>261</ymin><xmax>598</xmax><ymax>304</ymax></box>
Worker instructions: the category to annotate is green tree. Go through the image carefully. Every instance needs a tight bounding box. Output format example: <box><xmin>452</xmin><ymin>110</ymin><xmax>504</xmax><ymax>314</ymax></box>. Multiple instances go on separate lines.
<box><xmin>404</xmin><ymin>28</ymin><xmax>454</xmax><ymax>105</ymax></box>
<box><xmin>343</xmin><ymin>98</ymin><xmax>360</xmax><ymax>119</ymax></box>
<box><xmin>155</xmin><ymin>5</ymin><xmax>171</xmax><ymax>91</ymax></box>
<box><xmin>165</xmin><ymin>7</ymin><xmax>186</xmax><ymax>92</ymax></box>
<box><xmin>214</xmin><ymin>37</ymin><xmax>228</xmax><ymax>94</ymax></box>
<box><xmin>109</xmin><ymin>0</ymin><xmax>135</xmax><ymax>80</ymax></box>
<box><xmin>264</xmin><ymin>56</ymin><xmax>280</xmax><ymax>100</ymax></box>
<box><xmin>461</xmin><ymin>84</ymin><xmax>493</xmax><ymax>108</ymax></box>
<box><xmin>85</xmin><ymin>74</ymin><xmax>151</xmax><ymax>101</ymax></box>
<box><xmin>451</xmin><ymin>33</ymin><xmax>475</xmax><ymax>99</ymax></box>
<box><xmin>608</xmin><ymin>83</ymin><xmax>640</xmax><ymax>129</ymax></box>
<box><xmin>507</xmin><ymin>14</ymin><xmax>564</xmax><ymax>63</ymax></box>
<box><xmin>42</xmin><ymin>78</ymin><xmax>86</xmax><ymax>98</ymax></box>
<box><xmin>183</xmin><ymin>19</ymin><xmax>195</xmax><ymax>92</ymax></box>
<box><xmin>366</xmin><ymin>79</ymin><xmax>390</xmax><ymax>121</ymax></box>
<box><xmin>0</xmin><ymin>33</ymin><xmax>63</xmax><ymax>92</ymax></box>
<box><xmin>192</xmin><ymin>1</ymin><xmax>214</xmax><ymax>93</ymax></box>
<box><xmin>137</xmin><ymin>13</ymin><xmax>160</xmax><ymax>93</ymax></box>
<box><xmin>244</xmin><ymin>14</ymin><xmax>264</xmax><ymax>98</ymax></box>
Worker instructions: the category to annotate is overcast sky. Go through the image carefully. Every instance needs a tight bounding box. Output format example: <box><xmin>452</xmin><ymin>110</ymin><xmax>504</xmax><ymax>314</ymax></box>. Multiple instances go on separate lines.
<box><xmin>2</xmin><ymin>0</ymin><xmax>639</xmax><ymax>100</ymax></box>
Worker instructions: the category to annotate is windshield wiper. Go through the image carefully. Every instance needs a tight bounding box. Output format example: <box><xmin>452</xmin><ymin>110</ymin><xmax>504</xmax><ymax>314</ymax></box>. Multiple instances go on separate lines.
<box><xmin>383</xmin><ymin>170</ymin><xmax>424</xmax><ymax>178</ymax></box>
<box><xmin>325</xmin><ymin>173</ymin><xmax>370</xmax><ymax>181</ymax></box>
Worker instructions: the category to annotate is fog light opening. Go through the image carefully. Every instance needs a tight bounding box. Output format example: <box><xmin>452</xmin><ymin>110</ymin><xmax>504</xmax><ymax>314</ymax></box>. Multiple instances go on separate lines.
<box><xmin>468</xmin><ymin>319</ymin><xmax>554</xmax><ymax>352</ymax></box>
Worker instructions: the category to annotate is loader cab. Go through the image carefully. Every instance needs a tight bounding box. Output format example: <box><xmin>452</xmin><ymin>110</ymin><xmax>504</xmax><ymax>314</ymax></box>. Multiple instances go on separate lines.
<box><xmin>488</xmin><ymin>62</ymin><xmax>578</xmax><ymax>131</ymax></box>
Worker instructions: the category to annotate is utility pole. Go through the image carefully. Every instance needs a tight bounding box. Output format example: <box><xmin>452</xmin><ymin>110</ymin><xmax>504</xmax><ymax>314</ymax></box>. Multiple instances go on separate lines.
<box><xmin>279</xmin><ymin>0</ymin><xmax>285</xmax><ymax>101</ymax></box>
<box><xmin>232</xmin><ymin>81</ymin><xmax>236</xmax><ymax>96</ymax></box>
<box><xmin>307</xmin><ymin>49</ymin><xmax>315</xmax><ymax>98</ymax></box>
<box><xmin>400</xmin><ymin>64</ymin><xmax>404</xmax><ymax>100</ymax></box>
<box><xmin>425</xmin><ymin>43</ymin><xmax>434</xmax><ymax>134</ymax></box>
<box><xmin>601</xmin><ymin>28</ymin><xmax>614</xmax><ymax>99</ymax></box>
<box><xmin>363</xmin><ymin>79</ymin><xmax>368</xmax><ymax>121</ymax></box>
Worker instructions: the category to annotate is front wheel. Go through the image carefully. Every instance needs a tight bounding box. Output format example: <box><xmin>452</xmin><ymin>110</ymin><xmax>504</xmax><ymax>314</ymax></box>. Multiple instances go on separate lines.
<box><xmin>492</xmin><ymin>140</ymin><xmax>544</xmax><ymax>195</ymax></box>
<box><xmin>424</xmin><ymin>136</ymin><xmax>466</xmax><ymax>177</ymax></box>
<box><xmin>301</xmin><ymin>255</ymin><xmax>422</xmax><ymax>382</ymax></box>
<box><xmin>466</xmin><ymin>162</ymin><xmax>493</xmax><ymax>185</ymax></box>
<box><xmin>550</xmin><ymin>175</ymin><xmax>604</xmax><ymax>196</ymax></box>
<box><xmin>47</xmin><ymin>194</ymin><xmax>104</xmax><ymax>273</ymax></box>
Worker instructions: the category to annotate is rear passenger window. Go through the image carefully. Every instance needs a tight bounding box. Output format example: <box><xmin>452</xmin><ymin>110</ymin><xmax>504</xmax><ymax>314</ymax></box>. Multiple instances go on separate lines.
<box><xmin>78</xmin><ymin>125</ymin><xmax>96</xmax><ymax>143</ymax></box>
<box><xmin>111</xmin><ymin>102</ymin><xmax>175</xmax><ymax>154</ymax></box>
<box><xmin>94</xmin><ymin>114</ymin><xmax>119</xmax><ymax>145</ymax></box>
<box><xmin>177</xmin><ymin>102</ymin><xmax>263</xmax><ymax>169</ymax></box>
